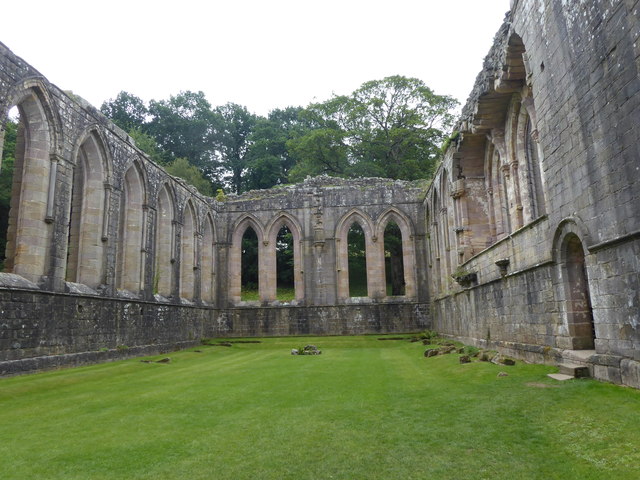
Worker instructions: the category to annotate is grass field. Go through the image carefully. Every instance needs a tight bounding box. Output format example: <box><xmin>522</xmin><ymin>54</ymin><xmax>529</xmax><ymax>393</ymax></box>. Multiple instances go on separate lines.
<box><xmin>241</xmin><ymin>287</ymin><xmax>295</xmax><ymax>302</ymax></box>
<box><xmin>1</xmin><ymin>335</ymin><xmax>639</xmax><ymax>480</ymax></box>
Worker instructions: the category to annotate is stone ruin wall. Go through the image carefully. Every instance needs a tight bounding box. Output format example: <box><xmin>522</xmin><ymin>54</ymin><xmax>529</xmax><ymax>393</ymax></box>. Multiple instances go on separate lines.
<box><xmin>426</xmin><ymin>0</ymin><xmax>640</xmax><ymax>388</ymax></box>
<box><xmin>0</xmin><ymin>44</ymin><xmax>430</xmax><ymax>374</ymax></box>
<box><xmin>2</xmin><ymin>0</ymin><xmax>640</xmax><ymax>388</ymax></box>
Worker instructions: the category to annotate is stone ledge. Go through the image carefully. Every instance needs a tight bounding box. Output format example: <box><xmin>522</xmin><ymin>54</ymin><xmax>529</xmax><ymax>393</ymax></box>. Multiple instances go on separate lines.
<box><xmin>0</xmin><ymin>341</ymin><xmax>200</xmax><ymax>377</ymax></box>
<box><xmin>0</xmin><ymin>273</ymin><xmax>39</xmax><ymax>290</ymax></box>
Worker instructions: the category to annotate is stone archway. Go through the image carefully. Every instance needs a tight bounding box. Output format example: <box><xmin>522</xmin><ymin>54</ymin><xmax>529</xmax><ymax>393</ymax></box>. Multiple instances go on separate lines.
<box><xmin>561</xmin><ymin>233</ymin><xmax>595</xmax><ymax>350</ymax></box>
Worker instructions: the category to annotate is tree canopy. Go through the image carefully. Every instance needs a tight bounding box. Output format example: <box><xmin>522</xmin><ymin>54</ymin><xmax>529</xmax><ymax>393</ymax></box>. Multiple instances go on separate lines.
<box><xmin>100</xmin><ymin>75</ymin><xmax>458</xmax><ymax>196</ymax></box>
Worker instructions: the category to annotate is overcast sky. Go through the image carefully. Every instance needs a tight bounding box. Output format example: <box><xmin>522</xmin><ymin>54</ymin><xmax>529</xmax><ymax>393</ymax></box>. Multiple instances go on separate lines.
<box><xmin>2</xmin><ymin>0</ymin><xmax>511</xmax><ymax>116</ymax></box>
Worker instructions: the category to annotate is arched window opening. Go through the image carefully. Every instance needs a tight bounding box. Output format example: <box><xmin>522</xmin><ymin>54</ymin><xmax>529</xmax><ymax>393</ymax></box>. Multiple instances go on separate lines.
<box><xmin>179</xmin><ymin>202</ymin><xmax>196</xmax><ymax>300</ymax></box>
<box><xmin>276</xmin><ymin>225</ymin><xmax>294</xmax><ymax>301</ymax></box>
<box><xmin>66</xmin><ymin>134</ymin><xmax>106</xmax><ymax>288</ymax></box>
<box><xmin>431</xmin><ymin>190</ymin><xmax>441</xmax><ymax>293</ymax></box>
<box><xmin>0</xmin><ymin>107</ymin><xmax>18</xmax><ymax>272</ymax></box>
<box><xmin>384</xmin><ymin>221</ymin><xmax>405</xmax><ymax>296</ymax></box>
<box><xmin>201</xmin><ymin>216</ymin><xmax>215</xmax><ymax>303</ymax></box>
<box><xmin>116</xmin><ymin>165</ymin><xmax>144</xmax><ymax>292</ymax></box>
<box><xmin>563</xmin><ymin>234</ymin><xmax>595</xmax><ymax>350</ymax></box>
<box><xmin>347</xmin><ymin>222</ymin><xmax>367</xmax><ymax>297</ymax></box>
<box><xmin>155</xmin><ymin>185</ymin><xmax>174</xmax><ymax>297</ymax></box>
<box><xmin>525</xmin><ymin>115</ymin><xmax>545</xmax><ymax>218</ymax></box>
<box><xmin>1</xmin><ymin>97</ymin><xmax>52</xmax><ymax>283</ymax></box>
<box><xmin>241</xmin><ymin>226</ymin><xmax>259</xmax><ymax>301</ymax></box>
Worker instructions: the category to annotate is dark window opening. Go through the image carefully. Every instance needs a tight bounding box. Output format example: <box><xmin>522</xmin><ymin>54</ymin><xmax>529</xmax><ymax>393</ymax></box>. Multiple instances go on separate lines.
<box><xmin>276</xmin><ymin>225</ymin><xmax>294</xmax><ymax>301</ymax></box>
<box><xmin>241</xmin><ymin>227</ymin><xmax>259</xmax><ymax>301</ymax></box>
<box><xmin>347</xmin><ymin>223</ymin><xmax>367</xmax><ymax>297</ymax></box>
<box><xmin>384</xmin><ymin>221</ymin><xmax>405</xmax><ymax>296</ymax></box>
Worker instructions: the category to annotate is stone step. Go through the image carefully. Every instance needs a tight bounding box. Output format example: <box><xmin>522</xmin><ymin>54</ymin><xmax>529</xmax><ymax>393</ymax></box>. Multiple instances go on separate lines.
<box><xmin>548</xmin><ymin>373</ymin><xmax>575</xmax><ymax>381</ymax></box>
<box><xmin>558</xmin><ymin>362</ymin><xmax>590</xmax><ymax>378</ymax></box>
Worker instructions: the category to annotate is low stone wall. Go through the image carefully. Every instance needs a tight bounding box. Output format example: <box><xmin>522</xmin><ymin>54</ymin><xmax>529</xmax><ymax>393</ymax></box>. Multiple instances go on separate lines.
<box><xmin>431</xmin><ymin>254</ymin><xmax>640</xmax><ymax>390</ymax></box>
<box><xmin>222</xmin><ymin>302</ymin><xmax>431</xmax><ymax>337</ymax></box>
<box><xmin>0</xmin><ymin>287</ymin><xmax>430</xmax><ymax>375</ymax></box>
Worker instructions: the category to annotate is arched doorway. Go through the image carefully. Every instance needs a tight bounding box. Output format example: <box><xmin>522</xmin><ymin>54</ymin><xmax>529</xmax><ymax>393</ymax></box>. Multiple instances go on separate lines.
<box><xmin>562</xmin><ymin>234</ymin><xmax>595</xmax><ymax>350</ymax></box>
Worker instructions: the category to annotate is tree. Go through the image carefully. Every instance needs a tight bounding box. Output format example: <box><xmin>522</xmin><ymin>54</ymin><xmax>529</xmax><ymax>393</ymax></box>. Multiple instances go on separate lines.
<box><xmin>287</xmin><ymin>128</ymin><xmax>349</xmax><ymax>182</ymax></box>
<box><xmin>212</xmin><ymin>103</ymin><xmax>257</xmax><ymax>194</ymax></box>
<box><xmin>288</xmin><ymin>75</ymin><xmax>458</xmax><ymax>182</ymax></box>
<box><xmin>128</xmin><ymin>127</ymin><xmax>166</xmax><ymax>165</ymax></box>
<box><xmin>100</xmin><ymin>91</ymin><xmax>147</xmax><ymax>132</ymax></box>
<box><xmin>165</xmin><ymin>157</ymin><xmax>213</xmax><ymax>196</ymax></box>
<box><xmin>245</xmin><ymin>107</ymin><xmax>307</xmax><ymax>190</ymax></box>
<box><xmin>348</xmin><ymin>75</ymin><xmax>458</xmax><ymax>179</ymax></box>
<box><xmin>147</xmin><ymin>91</ymin><xmax>217</xmax><ymax>171</ymax></box>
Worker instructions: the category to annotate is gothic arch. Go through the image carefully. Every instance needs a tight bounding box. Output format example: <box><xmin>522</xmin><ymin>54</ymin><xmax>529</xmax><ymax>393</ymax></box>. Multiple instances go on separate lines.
<box><xmin>265</xmin><ymin>212</ymin><xmax>304</xmax><ymax>302</ymax></box>
<box><xmin>201</xmin><ymin>212</ymin><xmax>216</xmax><ymax>303</ymax></box>
<box><xmin>66</xmin><ymin>128</ymin><xmax>110</xmax><ymax>288</ymax></box>
<box><xmin>2</xmin><ymin>77</ymin><xmax>62</xmax><ymax>157</ymax></box>
<box><xmin>484</xmin><ymin>139</ymin><xmax>509</xmax><ymax>243</ymax></box>
<box><xmin>375</xmin><ymin>207</ymin><xmax>417</xmax><ymax>298</ymax></box>
<box><xmin>519</xmin><ymin>102</ymin><xmax>546</xmax><ymax>221</ymax></box>
<box><xmin>430</xmin><ymin>188</ymin><xmax>442</xmax><ymax>293</ymax></box>
<box><xmin>229</xmin><ymin>214</ymin><xmax>266</xmax><ymax>304</ymax></box>
<box><xmin>179</xmin><ymin>199</ymin><xmax>197</xmax><ymax>300</ymax></box>
<box><xmin>116</xmin><ymin>160</ymin><xmax>146</xmax><ymax>293</ymax></box>
<box><xmin>154</xmin><ymin>182</ymin><xmax>176</xmax><ymax>297</ymax></box>
<box><xmin>439</xmin><ymin>170</ymin><xmax>453</xmax><ymax>286</ymax></box>
<box><xmin>335</xmin><ymin>209</ymin><xmax>382</xmax><ymax>301</ymax></box>
<box><xmin>1</xmin><ymin>81</ymin><xmax>59</xmax><ymax>283</ymax></box>
<box><xmin>553</xmin><ymin>219</ymin><xmax>596</xmax><ymax>350</ymax></box>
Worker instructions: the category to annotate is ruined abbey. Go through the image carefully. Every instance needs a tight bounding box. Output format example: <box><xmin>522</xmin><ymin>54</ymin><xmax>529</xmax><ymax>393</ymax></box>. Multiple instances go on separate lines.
<box><xmin>1</xmin><ymin>0</ymin><xmax>639</xmax><ymax>388</ymax></box>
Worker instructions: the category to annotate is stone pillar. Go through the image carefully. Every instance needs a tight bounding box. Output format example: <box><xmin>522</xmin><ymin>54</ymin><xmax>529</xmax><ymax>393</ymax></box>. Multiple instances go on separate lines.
<box><xmin>367</xmin><ymin>234</ymin><xmax>386</xmax><ymax>299</ymax></box>
<box><xmin>262</xmin><ymin>239</ymin><xmax>276</xmax><ymax>303</ymax></box>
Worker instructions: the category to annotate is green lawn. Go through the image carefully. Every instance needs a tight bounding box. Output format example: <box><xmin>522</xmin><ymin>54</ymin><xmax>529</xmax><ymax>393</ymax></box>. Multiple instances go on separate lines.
<box><xmin>1</xmin><ymin>335</ymin><xmax>639</xmax><ymax>480</ymax></box>
<box><xmin>241</xmin><ymin>287</ymin><xmax>295</xmax><ymax>302</ymax></box>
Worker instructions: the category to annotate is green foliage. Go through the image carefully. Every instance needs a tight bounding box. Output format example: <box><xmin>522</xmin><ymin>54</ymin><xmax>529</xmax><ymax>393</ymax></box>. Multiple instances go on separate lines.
<box><xmin>419</xmin><ymin>329</ymin><xmax>439</xmax><ymax>341</ymax></box>
<box><xmin>165</xmin><ymin>157</ymin><xmax>213</xmax><ymax>196</ymax></box>
<box><xmin>241</xmin><ymin>227</ymin><xmax>259</xmax><ymax>297</ymax></box>
<box><xmin>100</xmin><ymin>91</ymin><xmax>148</xmax><ymax>132</ymax></box>
<box><xmin>276</xmin><ymin>226</ymin><xmax>294</xmax><ymax>290</ymax></box>
<box><xmin>147</xmin><ymin>91</ymin><xmax>217</xmax><ymax>171</ymax></box>
<box><xmin>348</xmin><ymin>224</ymin><xmax>367</xmax><ymax>297</ymax></box>
<box><xmin>276</xmin><ymin>287</ymin><xmax>295</xmax><ymax>302</ymax></box>
<box><xmin>215</xmin><ymin>188</ymin><xmax>226</xmax><ymax>202</ymax></box>
<box><xmin>441</xmin><ymin>130</ymin><xmax>460</xmax><ymax>154</ymax></box>
<box><xmin>211</xmin><ymin>102</ymin><xmax>257</xmax><ymax>194</ymax></box>
<box><xmin>289</xmin><ymin>75</ymin><xmax>458</xmax><ymax>183</ymax></box>
<box><xmin>128</xmin><ymin>127</ymin><xmax>166</xmax><ymax>165</ymax></box>
<box><xmin>100</xmin><ymin>77</ymin><xmax>458</xmax><ymax>199</ymax></box>
<box><xmin>245</xmin><ymin>107</ymin><xmax>306</xmax><ymax>190</ymax></box>
<box><xmin>287</xmin><ymin>128</ymin><xmax>349</xmax><ymax>182</ymax></box>
<box><xmin>384</xmin><ymin>221</ymin><xmax>405</xmax><ymax>295</ymax></box>
<box><xmin>0</xmin><ymin>120</ymin><xmax>17</xmax><ymax>271</ymax></box>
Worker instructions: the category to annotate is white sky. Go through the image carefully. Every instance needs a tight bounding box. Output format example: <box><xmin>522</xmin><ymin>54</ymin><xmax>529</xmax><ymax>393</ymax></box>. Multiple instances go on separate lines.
<box><xmin>2</xmin><ymin>0</ymin><xmax>511</xmax><ymax>117</ymax></box>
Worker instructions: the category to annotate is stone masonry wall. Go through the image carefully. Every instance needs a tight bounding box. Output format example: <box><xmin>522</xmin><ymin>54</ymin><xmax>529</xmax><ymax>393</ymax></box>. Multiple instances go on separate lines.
<box><xmin>426</xmin><ymin>0</ymin><xmax>640</xmax><ymax>388</ymax></box>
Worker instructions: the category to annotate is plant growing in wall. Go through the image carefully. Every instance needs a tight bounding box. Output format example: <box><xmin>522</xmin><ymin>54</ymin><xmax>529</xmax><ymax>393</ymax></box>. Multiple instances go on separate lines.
<box><xmin>451</xmin><ymin>267</ymin><xmax>477</xmax><ymax>288</ymax></box>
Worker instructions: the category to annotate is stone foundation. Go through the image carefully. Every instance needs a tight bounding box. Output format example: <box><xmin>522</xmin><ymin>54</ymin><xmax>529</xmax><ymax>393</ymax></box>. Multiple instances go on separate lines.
<box><xmin>0</xmin><ymin>286</ymin><xmax>429</xmax><ymax>374</ymax></box>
